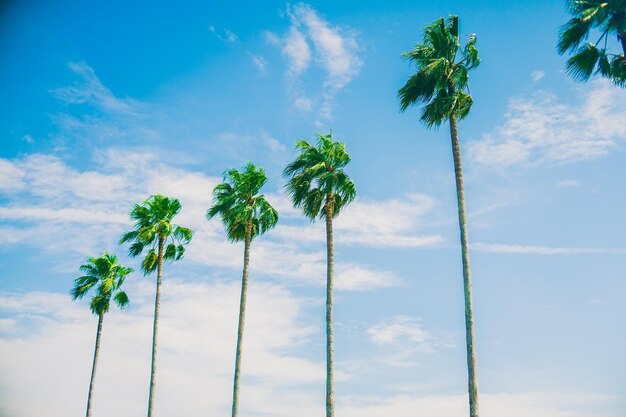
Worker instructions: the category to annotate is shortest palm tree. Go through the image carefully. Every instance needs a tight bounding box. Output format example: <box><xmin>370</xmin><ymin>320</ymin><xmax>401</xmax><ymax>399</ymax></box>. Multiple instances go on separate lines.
<box><xmin>207</xmin><ymin>162</ymin><xmax>278</xmax><ymax>417</ymax></box>
<box><xmin>71</xmin><ymin>253</ymin><xmax>132</xmax><ymax>417</ymax></box>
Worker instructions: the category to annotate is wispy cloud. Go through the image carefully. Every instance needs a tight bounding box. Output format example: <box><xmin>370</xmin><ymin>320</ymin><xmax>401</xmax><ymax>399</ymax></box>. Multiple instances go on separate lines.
<box><xmin>267</xmin><ymin>3</ymin><xmax>362</xmax><ymax>124</ymax></box>
<box><xmin>467</xmin><ymin>79</ymin><xmax>626</xmax><ymax>167</ymax></box>
<box><xmin>367</xmin><ymin>316</ymin><xmax>431</xmax><ymax>346</ymax></box>
<box><xmin>51</xmin><ymin>62</ymin><xmax>139</xmax><ymax>114</ymax></box>
<box><xmin>530</xmin><ymin>70</ymin><xmax>545</xmax><ymax>82</ymax></box>
<box><xmin>249</xmin><ymin>54</ymin><xmax>268</xmax><ymax>73</ymax></box>
<box><xmin>209</xmin><ymin>25</ymin><xmax>238</xmax><ymax>44</ymax></box>
<box><xmin>474</xmin><ymin>242</ymin><xmax>626</xmax><ymax>255</ymax></box>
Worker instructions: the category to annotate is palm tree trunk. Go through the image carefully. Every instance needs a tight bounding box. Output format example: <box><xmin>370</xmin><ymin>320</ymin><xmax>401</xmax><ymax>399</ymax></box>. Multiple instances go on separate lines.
<box><xmin>449</xmin><ymin>114</ymin><xmax>480</xmax><ymax>417</ymax></box>
<box><xmin>231</xmin><ymin>219</ymin><xmax>252</xmax><ymax>417</ymax></box>
<box><xmin>85</xmin><ymin>313</ymin><xmax>104</xmax><ymax>417</ymax></box>
<box><xmin>147</xmin><ymin>237</ymin><xmax>164</xmax><ymax>417</ymax></box>
<box><xmin>325</xmin><ymin>197</ymin><xmax>335</xmax><ymax>417</ymax></box>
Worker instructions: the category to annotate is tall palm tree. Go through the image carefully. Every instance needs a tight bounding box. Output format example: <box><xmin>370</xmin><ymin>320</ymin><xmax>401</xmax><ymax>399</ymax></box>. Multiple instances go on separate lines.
<box><xmin>397</xmin><ymin>15</ymin><xmax>481</xmax><ymax>417</ymax></box>
<box><xmin>119</xmin><ymin>194</ymin><xmax>193</xmax><ymax>417</ymax></box>
<box><xmin>283</xmin><ymin>133</ymin><xmax>356</xmax><ymax>417</ymax></box>
<box><xmin>207</xmin><ymin>162</ymin><xmax>278</xmax><ymax>417</ymax></box>
<box><xmin>71</xmin><ymin>253</ymin><xmax>132</xmax><ymax>417</ymax></box>
<box><xmin>557</xmin><ymin>0</ymin><xmax>626</xmax><ymax>87</ymax></box>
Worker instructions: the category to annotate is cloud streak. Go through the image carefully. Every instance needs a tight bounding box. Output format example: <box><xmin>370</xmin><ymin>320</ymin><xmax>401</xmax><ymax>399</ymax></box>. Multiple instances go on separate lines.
<box><xmin>474</xmin><ymin>242</ymin><xmax>626</xmax><ymax>255</ymax></box>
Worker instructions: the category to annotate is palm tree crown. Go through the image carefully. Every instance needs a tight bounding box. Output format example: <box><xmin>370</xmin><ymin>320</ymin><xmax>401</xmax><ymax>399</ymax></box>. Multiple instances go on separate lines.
<box><xmin>557</xmin><ymin>0</ymin><xmax>626</xmax><ymax>86</ymax></box>
<box><xmin>207</xmin><ymin>162</ymin><xmax>278</xmax><ymax>241</ymax></box>
<box><xmin>119</xmin><ymin>194</ymin><xmax>193</xmax><ymax>273</ymax></box>
<box><xmin>71</xmin><ymin>253</ymin><xmax>132</xmax><ymax>315</ymax></box>
<box><xmin>283</xmin><ymin>132</ymin><xmax>356</xmax><ymax>219</ymax></box>
<box><xmin>398</xmin><ymin>15</ymin><xmax>480</xmax><ymax>127</ymax></box>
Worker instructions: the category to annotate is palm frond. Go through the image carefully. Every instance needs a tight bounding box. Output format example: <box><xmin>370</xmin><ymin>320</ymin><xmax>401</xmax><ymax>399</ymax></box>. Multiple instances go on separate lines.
<box><xmin>209</xmin><ymin>163</ymin><xmax>277</xmax><ymax>241</ymax></box>
<box><xmin>114</xmin><ymin>291</ymin><xmax>129</xmax><ymax>308</ymax></box>
<box><xmin>398</xmin><ymin>15</ymin><xmax>478</xmax><ymax>125</ymax></box>
<box><xmin>566</xmin><ymin>43</ymin><xmax>601</xmax><ymax>81</ymax></box>
<box><xmin>558</xmin><ymin>17</ymin><xmax>593</xmax><ymax>53</ymax></box>
<box><xmin>284</xmin><ymin>132</ymin><xmax>356</xmax><ymax>220</ymax></box>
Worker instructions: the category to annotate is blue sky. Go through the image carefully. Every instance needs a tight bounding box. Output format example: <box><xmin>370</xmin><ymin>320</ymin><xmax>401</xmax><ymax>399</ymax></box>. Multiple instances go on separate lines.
<box><xmin>1</xmin><ymin>1</ymin><xmax>625</xmax><ymax>416</ymax></box>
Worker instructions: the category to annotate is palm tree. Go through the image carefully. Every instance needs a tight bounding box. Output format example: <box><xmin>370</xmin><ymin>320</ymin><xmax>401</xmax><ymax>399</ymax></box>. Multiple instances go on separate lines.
<box><xmin>397</xmin><ymin>15</ymin><xmax>481</xmax><ymax>417</ymax></box>
<box><xmin>283</xmin><ymin>133</ymin><xmax>356</xmax><ymax>417</ymax></box>
<box><xmin>119</xmin><ymin>194</ymin><xmax>193</xmax><ymax>417</ymax></box>
<box><xmin>71</xmin><ymin>253</ymin><xmax>132</xmax><ymax>417</ymax></box>
<box><xmin>557</xmin><ymin>0</ymin><xmax>626</xmax><ymax>87</ymax></box>
<box><xmin>207</xmin><ymin>162</ymin><xmax>278</xmax><ymax>417</ymax></box>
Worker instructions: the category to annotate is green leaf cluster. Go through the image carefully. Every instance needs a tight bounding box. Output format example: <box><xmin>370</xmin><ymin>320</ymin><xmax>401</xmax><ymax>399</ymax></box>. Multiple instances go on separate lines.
<box><xmin>119</xmin><ymin>194</ymin><xmax>193</xmax><ymax>274</ymax></box>
<box><xmin>398</xmin><ymin>15</ymin><xmax>480</xmax><ymax>127</ymax></box>
<box><xmin>283</xmin><ymin>132</ymin><xmax>356</xmax><ymax>220</ymax></box>
<box><xmin>558</xmin><ymin>0</ymin><xmax>626</xmax><ymax>87</ymax></box>
<box><xmin>207</xmin><ymin>162</ymin><xmax>279</xmax><ymax>242</ymax></box>
<box><xmin>70</xmin><ymin>253</ymin><xmax>133</xmax><ymax>316</ymax></box>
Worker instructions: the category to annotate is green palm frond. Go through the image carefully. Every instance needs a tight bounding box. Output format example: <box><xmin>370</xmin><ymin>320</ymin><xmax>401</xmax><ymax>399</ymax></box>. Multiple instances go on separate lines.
<box><xmin>208</xmin><ymin>162</ymin><xmax>278</xmax><ymax>242</ymax></box>
<box><xmin>558</xmin><ymin>0</ymin><xmax>626</xmax><ymax>86</ymax></box>
<box><xmin>114</xmin><ymin>291</ymin><xmax>129</xmax><ymax>308</ymax></box>
<box><xmin>398</xmin><ymin>15</ymin><xmax>479</xmax><ymax>127</ymax></box>
<box><xmin>120</xmin><ymin>194</ymin><xmax>192</xmax><ymax>274</ymax></box>
<box><xmin>71</xmin><ymin>253</ymin><xmax>133</xmax><ymax>316</ymax></box>
<box><xmin>283</xmin><ymin>132</ymin><xmax>356</xmax><ymax>220</ymax></box>
<box><xmin>566</xmin><ymin>43</ymin><xmax>602</xmax><ymax>81</ymax></box>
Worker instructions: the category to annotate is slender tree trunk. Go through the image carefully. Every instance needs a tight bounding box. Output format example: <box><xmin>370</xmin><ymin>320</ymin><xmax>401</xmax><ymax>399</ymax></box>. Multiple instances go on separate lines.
<box><xmin>449</xmin><ymin>114</ymin><xmax>480</xmax><ymax>417</ymax></box>
<box><xmin>231</xmin><ymin>219</ymin><xmax>252</xmax><ymax>417</ymax></box>
<box><xmin>325</xmin><ymin>196</ymin><xmax>335</xmax><ymax>417</ymax></box>
<box><xmin>85</xmin><ymin>313</ymin><xmax>104</xmax><ymax>417</ymax></box>
<box><xmin>147</xmin><ymin>237</ymin><xmax>164</xmax><ymax>417</ymax></box>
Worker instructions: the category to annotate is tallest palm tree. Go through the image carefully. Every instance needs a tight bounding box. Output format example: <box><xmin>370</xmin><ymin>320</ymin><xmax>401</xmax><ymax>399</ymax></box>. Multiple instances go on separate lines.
<box><xmin>398</xmin><ymin>15</ymin><xmax>481</xmax><ymax>417</ymax></box>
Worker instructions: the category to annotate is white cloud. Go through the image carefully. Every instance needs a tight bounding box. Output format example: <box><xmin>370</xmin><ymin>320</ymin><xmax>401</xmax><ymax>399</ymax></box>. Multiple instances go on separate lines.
<box><xmin>467</xmin><ymin>80</ymin><xmax>626</xmax><ymax>167</ymax></box>
<box><xmin>530</xmin><ymin>70</ymin><xmax>545</xmax><ymax>82</ymax></box>
<box><xmin>269</xmin><ymin>3</ymin><xmax>362</xmax><ymax>123</ymax></box>
<box><xmin>0</xmin><ymin>281</ymin><xmax>323</xmax><ymax>417</ymax></box>
<box><xmin>367</xmin><ymin>316</ymin><xmax>431</xmax><ymax>345</ymax></box>
<box><xmin>0</xmin><ymin>151</ymin><xmax>407</xmax><ymax>291</ymax></box>
<box><xmin>272</xmin><ymin>193</ymin><xmax>444</xmax><ymax>248</ymax></box>
<box><xmin>474</xmin><ymin>242</ymin><xmax>626</xmax><ymax>255</ymax></box>
<box><xmin>22</xmin><ymin>134</ymin><xmax>34</xmax><ymax>144</ymax></box>
<box><xmin>1</xmin><ymin>286</ymin><xmax>618</xmax><ymax>417</ymax></box>
<box><xmin>281</xmin><ymin>26</ymin><xmax>312</xmax><ymax>75</ymax></box>
<box><xmin>339</xmin><ymin>392</ymin><xmax>616</xmax><ymax>417</ymax></box>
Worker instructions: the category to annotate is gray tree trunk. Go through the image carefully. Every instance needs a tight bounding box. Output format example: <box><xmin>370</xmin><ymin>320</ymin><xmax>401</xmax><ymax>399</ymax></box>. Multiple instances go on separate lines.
<box><xmin>449</xmin><ymin>114</ymin><xmax>480</xmax><ymax>417</ymax></box>
<box><xmin>325</xmin><ymin>197</ymin><xmax>335</xmax><ymax>417</ymax></box>
<box><xmin>231</xmin><ymin>219</ymin><xmax>252</xmax><ymax>417</ymax></box>
<box><xmin>147</xmin><ymin>237</ymin><xmax>164</xmax><ymax>417</ymax></box>
<box><xmin>85</xmin><ymin>313</ymin><xmax>104</xmax><ymax>417</ymax></box>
